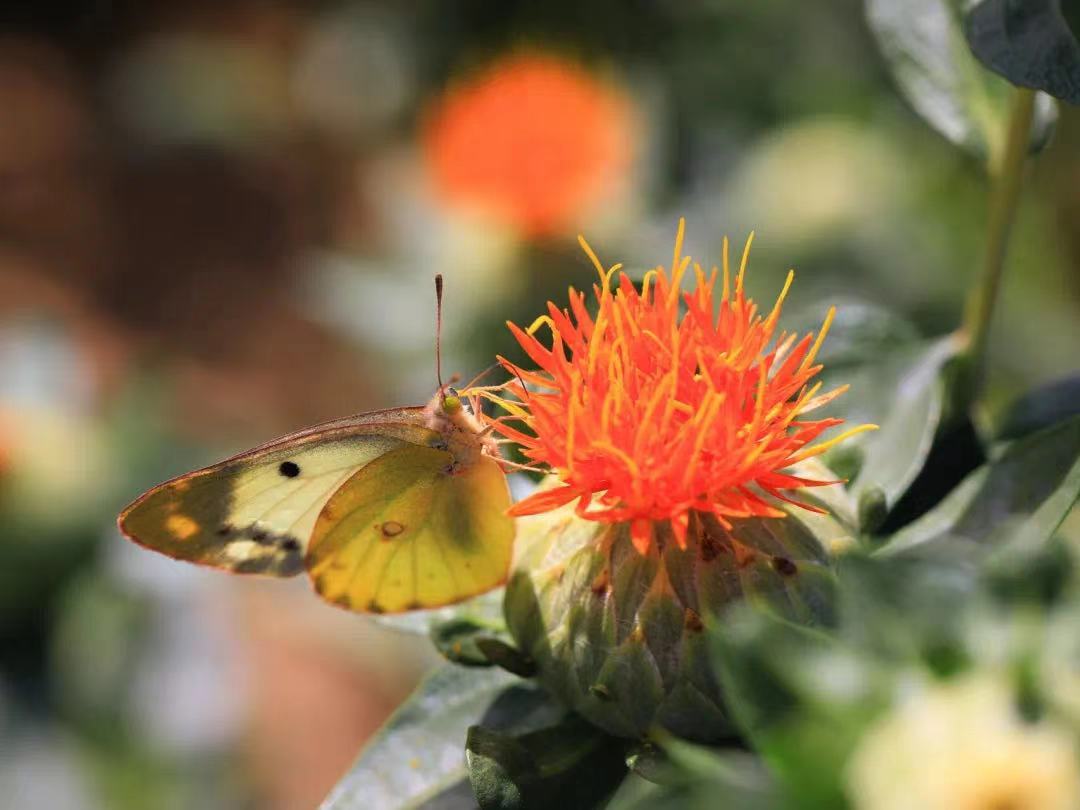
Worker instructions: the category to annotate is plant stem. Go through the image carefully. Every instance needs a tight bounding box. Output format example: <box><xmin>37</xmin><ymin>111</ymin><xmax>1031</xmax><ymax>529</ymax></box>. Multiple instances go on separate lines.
<box><xmin>956</xmin><ymin>87</ymin><xmax>1036</xmax><ymax>409</ymax></box>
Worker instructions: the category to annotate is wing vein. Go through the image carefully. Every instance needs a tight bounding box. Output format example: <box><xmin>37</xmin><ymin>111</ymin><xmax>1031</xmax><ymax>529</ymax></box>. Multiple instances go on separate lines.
<box><xmin>370</xmin><ymin>530</ymin><xmax>409</xmax><ymax>607</ymax></box>
<box><xmin>246</xmin><ymin>471</ymin><xmax>345</xmax><ymax>532</ymax></box>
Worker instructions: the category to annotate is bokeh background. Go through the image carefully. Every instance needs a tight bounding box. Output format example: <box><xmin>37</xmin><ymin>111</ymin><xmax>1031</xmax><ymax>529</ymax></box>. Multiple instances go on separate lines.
<box><xmin>1</xmin><ymin>2</ymin><xmax>1077</xmax><ymax>809</ymax></box>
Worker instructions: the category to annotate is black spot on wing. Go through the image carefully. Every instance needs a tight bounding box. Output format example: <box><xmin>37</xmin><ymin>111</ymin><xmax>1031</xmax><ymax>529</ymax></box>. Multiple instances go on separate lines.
<box><xmin>279</xmin><ymin>461</ymin><xmax>301</xmax><ymax>478</ymax></box>
<box><xmin>230</xmin><ymin>547</ymin><xmax>304</xmax><ymax>576</ymax></box>
<box><xmin>219</xmin><ymin>523</ymin><xmax>305</xmax><ymax>576</ymax></box>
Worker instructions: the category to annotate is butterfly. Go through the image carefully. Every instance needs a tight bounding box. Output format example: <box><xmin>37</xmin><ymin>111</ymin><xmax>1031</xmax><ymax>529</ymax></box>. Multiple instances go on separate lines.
<box><xmin>118</xmin><ymin>277</ymin><xmax>514</xmax><ymax>614</ymax></box>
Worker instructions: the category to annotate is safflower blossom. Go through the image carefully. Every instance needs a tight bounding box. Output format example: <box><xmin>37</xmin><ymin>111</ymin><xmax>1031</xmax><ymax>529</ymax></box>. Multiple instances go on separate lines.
<box><xmin>481</xmin><ymin>221</ymin><xmax>873</xmax><ymax>554</ymax></box>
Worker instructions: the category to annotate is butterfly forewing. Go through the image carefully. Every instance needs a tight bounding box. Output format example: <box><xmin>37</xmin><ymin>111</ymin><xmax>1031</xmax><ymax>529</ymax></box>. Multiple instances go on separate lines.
<box><xmin>306</xmin><ymin>445</ymin><xmax>513</xmax><ymax>613</ymax></box>
<box><xmin>118</xmin><ymin>413</ymin><xmax>436</xmax><ymax>576</ymax></box>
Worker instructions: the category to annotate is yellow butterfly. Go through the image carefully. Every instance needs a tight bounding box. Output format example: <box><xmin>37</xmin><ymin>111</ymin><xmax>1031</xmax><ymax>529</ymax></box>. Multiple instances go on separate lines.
<box><xmin>118</xmin><ymin>277</ymin><xmax>513</xmax><ymax>614</ymax></box>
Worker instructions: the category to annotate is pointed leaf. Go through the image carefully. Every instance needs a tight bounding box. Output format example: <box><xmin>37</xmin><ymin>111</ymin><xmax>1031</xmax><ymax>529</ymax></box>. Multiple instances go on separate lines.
<box><xmin>965</xmin><ymin>0</ymin><xmax>1080</xmax><ymax>103</ymax></box>
<box><xmin>879</xmin><ymin>415</ymin><xmax>1080</xmax><ymax>557</ymax></box>
<box><xmin>866</xmin><ymin>0</ymin><xmax>1057</xmax><ymax>158</ymax></box>
<box><xmin>833</xmin><ymin>553</ymin><xmax>979</xmax><ymax>667</ymax></box>
<box><xmin>373</xmin><ymin>587</ymin><xmax>506</xmax><ymax>637</ymax></box>
<box><xmin>430</xmin><ymin>618</ymin><xmax>502</xmax><ymax>667</ymax></box>
<box><xmin>624</xmin><ymin>741</ymin><xmax>669</xmax><ymax>784</ymax></box>
<box><xmin>321</xmin><ymin>665</ymin><xmax>562</xmax><ymax>810</ymax></box>
<box><xmin>466</xmin><ymin>717</ymin><xmax>628</xmax><ymax>810</ymax></box>
<box><xmin>789</xmin><ymin>300</ymin><xmax>922</xmax><ymax>369</ymax></box>
<box><xmin>610</xmin><ymin>744</ymin><xmax>778</xmax><ymax>810</ymax></box>
<box><xmin>822</xmin><ymin>336</ymin><xmax>961</xmax><ymax>528</ymax></box>
<box><xmin>711</xmin><ymin>609</ymin><xmax>884</xmax><ymax>809</ymax></box>
<box><xmin>998</xmin><ymin>374</ymin><xmax>1080</xmax><ymax>439</ymax></box>
<box><xmin>467</xmin><ymin>727</ymin><xmax>532</xmax><ymax>809</ymax></box>
<box><xmin>475</xmin><ymin>638</ymin><xmax>538</xmax><ymax>678</ymax></box>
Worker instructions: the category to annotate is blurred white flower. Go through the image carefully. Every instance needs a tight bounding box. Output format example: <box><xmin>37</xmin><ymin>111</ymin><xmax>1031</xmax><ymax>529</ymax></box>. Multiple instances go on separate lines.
<box><xmin>0</xmin><ymin>319</ymin><xmax>115</xmax><ymax>528</ymax></box>
<box><xmin>846</xmin><ymin>673</ymin><xmax>1080</xmax><ymax>810</ymax></box>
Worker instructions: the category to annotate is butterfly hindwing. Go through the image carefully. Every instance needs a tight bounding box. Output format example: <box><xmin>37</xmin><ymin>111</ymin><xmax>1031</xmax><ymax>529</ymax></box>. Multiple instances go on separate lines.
<box><xmin>119</xmin><ymin>412</ymin><xmax>437</xmax><ymax>576</ymax></box>
<box><xmin>306</xmin><ymin>444</ymin><xmax>513</xmax><ymax>613</ymax></box>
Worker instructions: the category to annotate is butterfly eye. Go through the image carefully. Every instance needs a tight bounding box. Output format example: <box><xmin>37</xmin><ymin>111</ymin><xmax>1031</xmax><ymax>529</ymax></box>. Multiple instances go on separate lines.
<box><xmin>442</xmin><ymin>386</ymin><xmax>474</xmax><ymax>415</ymax></box>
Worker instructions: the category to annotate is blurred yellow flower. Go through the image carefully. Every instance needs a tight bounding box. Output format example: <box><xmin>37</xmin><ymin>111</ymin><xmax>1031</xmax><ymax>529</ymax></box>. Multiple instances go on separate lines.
<box><xmin>846</xmin><ymin>674</ymin><xmax>1080</xmax><ymax>810</ymax></box>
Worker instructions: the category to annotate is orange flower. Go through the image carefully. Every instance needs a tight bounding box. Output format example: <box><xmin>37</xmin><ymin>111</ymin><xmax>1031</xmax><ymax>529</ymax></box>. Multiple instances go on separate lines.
<box><xmin>482</xmin><ymin>221</ymin><xmax>874</xmax><ymax>554</ymax></box>
<box><xmin>422</xmin><ymin>53</ymin><xmax>633</xmax><ymax>238</ymax></box>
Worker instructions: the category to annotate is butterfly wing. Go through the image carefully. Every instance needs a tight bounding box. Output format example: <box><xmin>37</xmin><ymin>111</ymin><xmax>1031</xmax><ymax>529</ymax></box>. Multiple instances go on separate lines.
<box><xmin>305</xmin><ymin>443</ymin><xmax>513</xmax><ymax>613</ymax></box>
<box><xmin>118</xmin><ymin>408</ymin><xmax>436</xmax><ymax>577</ymax></box>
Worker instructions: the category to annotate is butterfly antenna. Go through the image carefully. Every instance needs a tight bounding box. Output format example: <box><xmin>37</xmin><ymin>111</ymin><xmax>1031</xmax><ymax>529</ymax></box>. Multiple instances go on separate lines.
<box><xmin>460</xmin><ymin>362</ymin><xmax>501</xmax><ymax>392</ymax></box>
<box><xmin>510</xmin><ymin>366</ymin><xmax>530</xmax><ymax>401</ymax></box>
<box><xmin>435</xmin><ymin>274</ymin><xmax>446</xmax><ymax>396</ymax></box>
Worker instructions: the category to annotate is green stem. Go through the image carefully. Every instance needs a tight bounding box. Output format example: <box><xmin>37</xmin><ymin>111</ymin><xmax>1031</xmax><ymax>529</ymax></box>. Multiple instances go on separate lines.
<box><xmin>956</xmin><ymin>88</ymin><xmax>1036</xmax><ymax>409</ymax></box>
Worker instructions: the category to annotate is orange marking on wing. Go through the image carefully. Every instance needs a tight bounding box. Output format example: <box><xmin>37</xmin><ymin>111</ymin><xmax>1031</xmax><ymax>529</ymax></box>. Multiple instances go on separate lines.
<box><xmin>166</xmin><ymin>514</ymin><xmax>200</xmax><ymax>540</ymax></box>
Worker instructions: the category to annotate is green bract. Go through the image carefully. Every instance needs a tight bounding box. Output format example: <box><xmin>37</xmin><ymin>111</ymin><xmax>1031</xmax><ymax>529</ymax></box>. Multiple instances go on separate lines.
<box><xmin>503</xmin><ymin>477</ymin><xmax>852</xmax><ymax>742</ymax></box>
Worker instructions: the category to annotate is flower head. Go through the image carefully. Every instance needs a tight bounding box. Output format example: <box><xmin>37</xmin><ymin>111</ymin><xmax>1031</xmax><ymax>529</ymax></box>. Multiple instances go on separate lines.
<box><xmin>483</xmin><ymin>221</ymin><xmax>872</xmax><ymax>554</ymax></box>
<box><xmin>422</xmin><ymin>53</ymin><xmax>633</xmax><ymax>238</ymax></box>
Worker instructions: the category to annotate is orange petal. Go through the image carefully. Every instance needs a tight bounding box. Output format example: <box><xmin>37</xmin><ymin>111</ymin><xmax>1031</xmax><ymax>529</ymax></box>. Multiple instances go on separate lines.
<box><xmin>671</xmin><ymin>511</ymin><xmax>689</xmax><ymax>549</ymax></box>
<box><xmin>507</xmin><ymin>485</ymin><xmax>581</xmax><ymax>516</ymax></box>
<box><xmin>631</xmin><ymin>519</ymin><xmax>653</xmax><ymax>555</ymax></box>
<box><xmin>507</xmin><ymin>321</ymin><xmax>558</xmax><ymax>373</ymax></box>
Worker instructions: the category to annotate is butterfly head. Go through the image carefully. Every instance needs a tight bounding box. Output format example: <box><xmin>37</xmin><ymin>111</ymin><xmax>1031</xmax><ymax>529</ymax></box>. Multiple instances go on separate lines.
<box><xmin>427</xmin><ymin>386</ymin><xmax>476</xmax><ymax>427</ymax></box>
<box><xmin>425</xmin><ymin>385</ymin><xmax>493</xmax><ymax>468</ymax></box>
<box><xmin>428</xmin><ymin>277</ymin><xmax>496</xmax><ymax>466</ymax></box>
<box><xmin>440</xmin><ymin>387</ymin><xmax>464</xmax><ymax>416</ymax></box>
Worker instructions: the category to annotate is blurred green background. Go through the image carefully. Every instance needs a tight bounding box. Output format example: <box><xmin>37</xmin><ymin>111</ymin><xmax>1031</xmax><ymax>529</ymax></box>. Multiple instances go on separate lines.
<box><xmin>0</xmin><ymin>2</ymin><xmax>1077</xmax><ymax>808</ymax></box>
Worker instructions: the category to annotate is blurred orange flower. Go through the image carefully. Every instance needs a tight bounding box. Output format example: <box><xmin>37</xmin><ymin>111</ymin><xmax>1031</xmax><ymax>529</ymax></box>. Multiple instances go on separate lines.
<box><xmin>422</xmin><ymin>53</ymin><xmax>633</xmax><ymax>238</ymax></box>
<box><xmin>482</xmin><ymin>222</ymin><xmax>874</xmax><ymax>554</ymax></box>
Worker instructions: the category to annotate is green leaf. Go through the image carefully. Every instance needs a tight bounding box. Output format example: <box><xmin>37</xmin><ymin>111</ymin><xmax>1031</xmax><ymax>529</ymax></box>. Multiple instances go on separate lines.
<box><xmin>998</xmin><ymin>374</ymin><xmax>1080</xmax><ymax>439</ymax></box>
<box><xmin>789</xmin><ymin>300</ymin><xmax>922</xmax><ymax>369</ymax></box>
<box><xmin>624</xmin><ymin>740</ymin><xmax>669</xmax><ymax>784</ymax></box>
<box><xmin>981</xmin><ymin>536</ymin><xmax>1074</xmax><ymax>606</ymax></box>
<box><xmin>466</xmin><ymin>717</ymin><xmax>628</xmax><ymax>810</ymax></box>
<box><xmin>610</xmin><ymin>743</ymin><xmax>778</xmax><ymax>810</ymax></box>
<box><xmin>422</xmin><ymin>594</ymin><xmax>526</xmax><ymax>670</ymax></box>
<box><xmin>708</xmin><ymin>554</ymin><xmax>980</xmax><ymax>808</ymax></box>
<box><xmin>475</xmin><ymin>638</ymin><xmax>538</xmax><ymax>678</ymax></box>
<box><xmin>321</xmin><ymin>665</ymin><xmax>562</xmax><ymax>810</ymax></box>
<box><xmin>833</xmin><ymin>553</ymin><xmax>978</xmax><ymax>666</ymax></box>
<box><xmin>713</xmin><ymin>612</ymin><xmax>832</xmax><ymax>738</ymax></box>
<box><xmin>431</xmin><ymin>618</ymin><xmax>503</xmax><ymax>667</ymax></box>
<box><xmin>373</xmin><ymin>587</ymin><xmax>506</xmax><ymax>637</ymax></box>
<box><xmin>879</xmin><ymin>415</ymin><xmax>1080</xmax><ymax>557</ymax></box>
<box><xmin>661</xmin><ymin>738</ymin><xmax>774</xmax><ymax>792</ymax></box>
<box><xmin>874</xmin><ymin>415</ymin><xmax>987</xmax><ymax>535</ymax></box>
<box><xmin>865</xmin><ymin>0</ymin><xmax>1057</xmax><ymax>158</ymax></box>
<box><xmin>467</xmin><ymin>728</ymin><xmax>532</xmax><ymax>809</ymax></box>
<box><xmin>823</xmin><ymin>335</ymin><xmax>961</xmax><ymax>528</ymax></box>
<box><xmin>965</xmin><ymin>0</ymin><xmax>1080</xmax><ymax>103</ymax></box>
<box><xmin>711</xmin><ymin>610</ymin><xmax>885</xmax><ymax>809</ymax></box>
